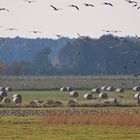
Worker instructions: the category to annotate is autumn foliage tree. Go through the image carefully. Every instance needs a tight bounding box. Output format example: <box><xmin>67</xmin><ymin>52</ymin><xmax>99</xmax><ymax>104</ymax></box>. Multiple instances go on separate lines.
<box><xmin>0</xmin><ymin>60</ymin><xmax>6</xmax><ymax>73</ymax></box>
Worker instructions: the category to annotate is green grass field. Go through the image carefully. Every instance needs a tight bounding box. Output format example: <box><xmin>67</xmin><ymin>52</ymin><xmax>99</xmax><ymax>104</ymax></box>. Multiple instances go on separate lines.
<box><xmin>0</xmin><ymin>116</ymin><xmax>140</xmax><ymax>140</ymax></box>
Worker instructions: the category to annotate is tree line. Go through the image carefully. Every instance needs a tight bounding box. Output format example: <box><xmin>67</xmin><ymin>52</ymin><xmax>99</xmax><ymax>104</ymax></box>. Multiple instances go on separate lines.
<box><xmin>0</xmin><ymin>35</ymin><xmax>140</xmax><ymax>76</ymax></box>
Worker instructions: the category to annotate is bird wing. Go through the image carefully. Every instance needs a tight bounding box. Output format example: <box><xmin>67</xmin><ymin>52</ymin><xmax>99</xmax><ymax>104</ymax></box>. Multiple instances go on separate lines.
<box><xmin>83</xmin><ymin>3</ymin><xmax>94</xmax><ymax>7</ymax></box>
<box><xmin>69</xmin><ymin>5</ymin><xmax>74</xmax><ymax>7</ymax></box>
<box><xmin>83</xmin><ymin>3</ymin><xmax>88</xmax><ymax>6</ymax></box>
<box><xmin>5</xmin><ymin>8</ymin><xmax>10</xmax><ymax>12</ymax></box>
<box><xmin>89</xmin><ymin>4</ymin><xmax>94</xmax><ymax>7</ymax></box>
<box><xmin>75</xmin><ymin>6</ymin><xmax>79</xmax><ymax>10</ymax></box>
<box><xmin>103</xmin><ymin>2</ymin><xmax>113</xmax><ymax>7</ymax></box>
<box><xmin>50</xmin><ymin>5</ymin><xmax>56</xmax><ymax>10</ymax></box>
<box><xmin>57</xmin><ymin>35</ymin><xmax>61</xmax><ymax>37</ymax></box>
<box><xmin>29</xmin><ymin>31</ymin><xmax>41</xmax><ymax>33</ymax></box>
<box><xmin>0</xmin><ymin>8</ymin><xmax>9</xmax><ymax>12</ymax></box>
<box><xmin>108</xmin><ymin>3</ymin><xmax>113</xmax><ymax>7</ymax></box>
<box><xmin>69</xmin><ymin>5</ymin><xmax>79</xmax><ymax>10</ymax></box>
<box><xmin>77</xmin><ymin>33</ymin><xmax>83</xmax><ymax>38</ymax></box>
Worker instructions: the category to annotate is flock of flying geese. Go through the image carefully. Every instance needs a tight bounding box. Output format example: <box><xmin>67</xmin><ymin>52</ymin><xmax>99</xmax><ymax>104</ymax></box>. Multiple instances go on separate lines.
<box><xmin>50</xmin><ymin>2</ymin><xmax>114</xmax><ymax>11</ymax></box>
<box><xmin>0</xmin><ymin>0</ymin><xmax>140</xmax><ymax>39</ymax></box>
<box><xmin>50</xmin><ymin>0</ymin><xmax>140</xmax><ymax>11</ymax></box>
<box><xmin>0</xmin><ymin>0</ymin><xmax>140</xmax><ymax>12</ymax></box>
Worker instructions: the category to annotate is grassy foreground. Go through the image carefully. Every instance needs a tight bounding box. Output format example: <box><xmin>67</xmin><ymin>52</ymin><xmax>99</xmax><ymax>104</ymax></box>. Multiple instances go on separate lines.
<box><xmin>0</xmin><ymin>116</ymin><xmax>140</xmax><ymax>140</ymax></box>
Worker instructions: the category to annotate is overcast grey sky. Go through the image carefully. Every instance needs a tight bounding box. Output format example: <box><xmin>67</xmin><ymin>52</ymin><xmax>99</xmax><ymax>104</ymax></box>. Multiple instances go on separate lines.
<box><xmin>0</xmin><ymin>0</ymin><xmax>140</xmax><ymax>38</ymax></box>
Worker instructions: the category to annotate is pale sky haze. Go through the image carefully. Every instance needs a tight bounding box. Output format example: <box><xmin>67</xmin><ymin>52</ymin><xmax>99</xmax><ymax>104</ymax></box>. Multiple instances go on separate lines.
<box><xmin>0</xmin><ymin>0</ymin><xmax>140</xmax><ymax>38</ymax></box>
